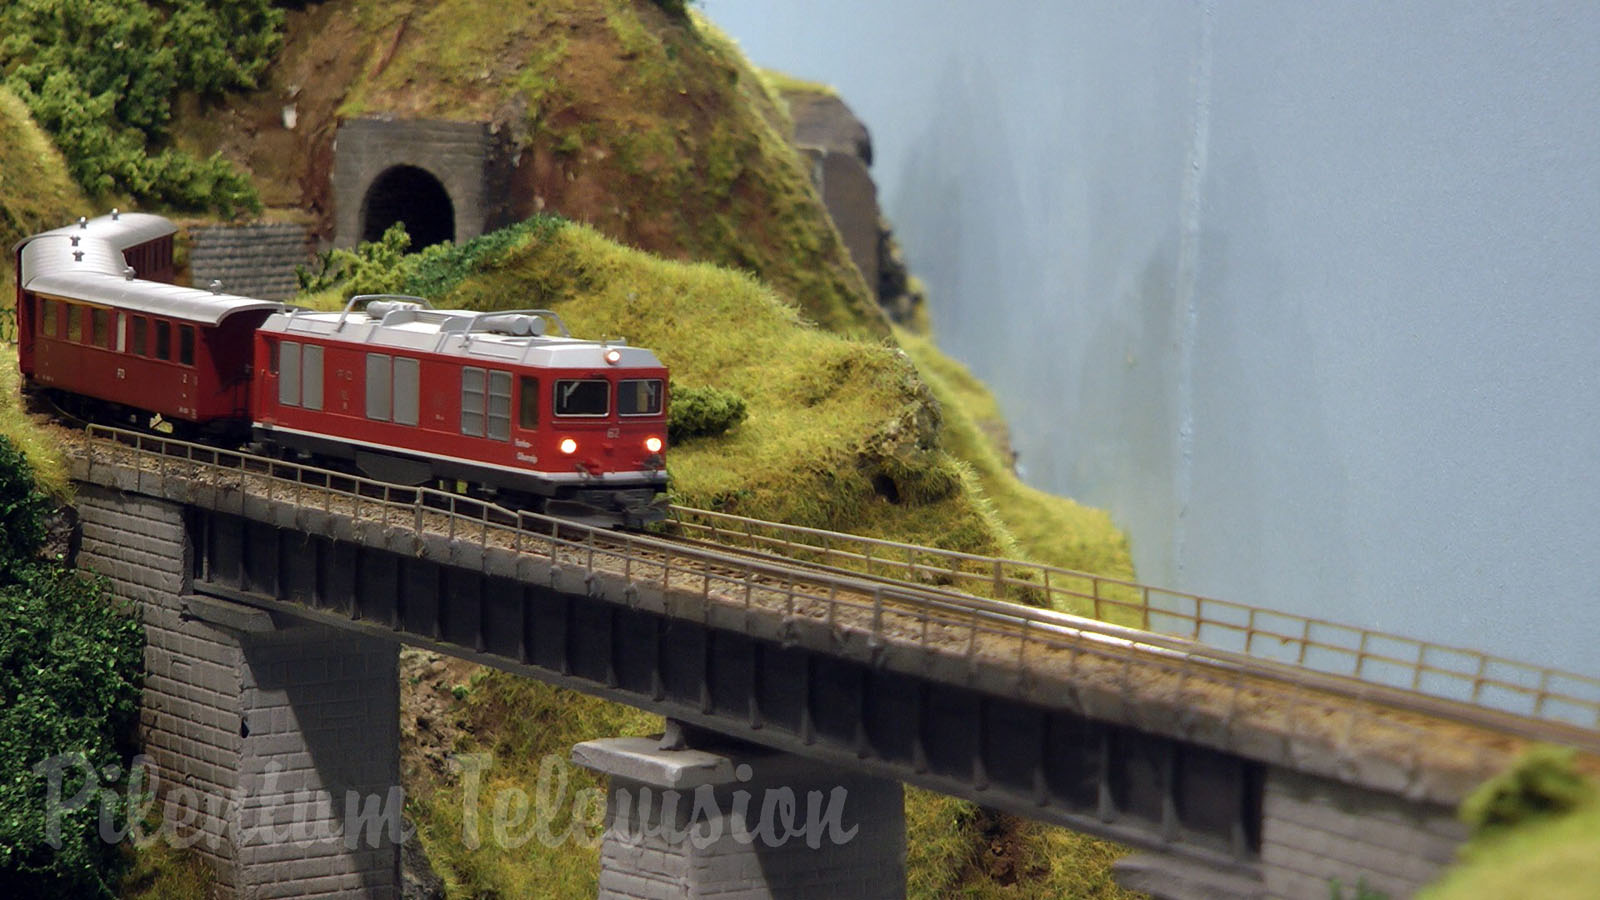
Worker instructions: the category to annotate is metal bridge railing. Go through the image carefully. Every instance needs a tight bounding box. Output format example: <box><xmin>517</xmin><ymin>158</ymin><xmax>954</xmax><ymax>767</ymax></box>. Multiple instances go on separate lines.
<box><xmin>668</xmin><ymin>505</ymin><xmax>1600</xmax><ymax>732</ymax></box>
<box><xmin>74</xmin><ymin>425</ymin><xmax>1600</xmax><ymax>752</ymax></box>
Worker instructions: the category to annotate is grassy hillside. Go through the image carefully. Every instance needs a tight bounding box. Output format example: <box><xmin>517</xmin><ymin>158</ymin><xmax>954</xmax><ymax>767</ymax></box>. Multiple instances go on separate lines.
<box><xmin>0</xmin><ymin>86</ymin><xmax>90</xmax><ymax>306</ymax></box>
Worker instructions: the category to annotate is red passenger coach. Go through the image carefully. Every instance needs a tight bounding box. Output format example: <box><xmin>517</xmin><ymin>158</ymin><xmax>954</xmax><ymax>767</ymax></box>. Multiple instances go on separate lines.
<box><xmin>15</xmin><ymin>212</ymin><xmax>280</xmax><ymax>434</ymax></box>
<box><xmin>252</xmin><ymin>296</ymin><xmax>670</xmax><ymax>526</ymax></box>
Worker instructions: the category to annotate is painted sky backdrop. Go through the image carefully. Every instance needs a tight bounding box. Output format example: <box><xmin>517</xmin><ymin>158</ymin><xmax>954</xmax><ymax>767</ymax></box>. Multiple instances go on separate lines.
<box><xmin>704</xmin><ymin>2</ymin><xmax>1600</xmax><ymax>680</ymax></box>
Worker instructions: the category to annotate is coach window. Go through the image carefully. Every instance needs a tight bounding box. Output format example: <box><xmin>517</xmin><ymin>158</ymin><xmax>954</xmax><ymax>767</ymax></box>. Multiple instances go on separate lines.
<box><xmin>91</xmin><ymin>308</ymin><xmax>110</xmax><ymax>348</ymax></box>
<box><xmin>178</xmin><ymin>325</ymin><xmax>195</xmax><ymax>366</ymax></box>
<box><xmin>302</xmin><ymin>344</ymin><xmax>324</xmax><ymax>411</ymax></box>
<box><xmin>393</xmin><ymin>357</ymin><xmax>419</xmax><ymax>426</ymax></box>
<box><xmin>518</xmin><ymin>377</ymin><xmax>539</xmax><ymax>429</ymax></box>
<box><xmin>154</xmin><ymin>321</ymin><xmax>171</xmax><ymax>360</ymax></box>
<box><xmin>366</xmin><ymin>353</ymin><xmax>392</xmax><ymax>421</ymax></box>
<box><xmin>68</xmin><ymin>304</ymin><xmax>83</xmax><ymax>343</ymax></box>
<box><xmin>116</xmin><ymin>313</ymin><xmax>127</xmax><ymax>352</ymax></box>
<box><xmin>279</xmin><ymin>341</ymin><xmax>301</xmax><ymax>406</ymax></box>
<box><xmin>461</xmin><ymin>367</ymin><xmax>486</xmax><ymax>437</ymax></box>
<box><xmin>40</xmin><ymin>300</ymin><xmax>56</xmax><ymax>337</ymax></box>
<box><xmin>130</xmin><ymin>317</ymin><xmax>147</xmax><ymax>356</ymax></box>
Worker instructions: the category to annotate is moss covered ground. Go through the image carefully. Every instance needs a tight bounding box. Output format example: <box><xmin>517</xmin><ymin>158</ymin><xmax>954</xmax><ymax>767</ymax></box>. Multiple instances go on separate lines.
<box><xmin>0</xmin><ymin>86</ymin><xmax>91</xmax><ymax>306</ymax></box>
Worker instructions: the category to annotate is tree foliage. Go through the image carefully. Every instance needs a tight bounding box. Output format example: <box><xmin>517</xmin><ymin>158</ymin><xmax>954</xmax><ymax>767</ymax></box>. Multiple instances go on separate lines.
<box><xmin>0</xmin><ymin>0</ymin><xmax>287</xmax><ymax>217</ymax></box>
<box><xmin>0</xmin><ymin>437</ymin><xmax>144</xmax><ymax>896</ymax></box>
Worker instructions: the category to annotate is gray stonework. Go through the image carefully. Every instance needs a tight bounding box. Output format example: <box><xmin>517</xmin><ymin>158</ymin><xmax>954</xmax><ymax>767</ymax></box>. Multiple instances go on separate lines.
<box><xmin>332</xmin><ymin>117</ymin><xmax>508</xmax><ymax>250</ymax></box>
<box><xmin>75</xmin><ymin>485</ymin><xmax>402</xmax><ymax>898</ymax></box>
<box><xmin>189</xmin><ymin>223</ymin><xmax>315</xmax><ymax>302</ymax></box>
<box><xmin>1259</xmin><ymin>767</ymin><xmax>1467</xmax><ymax>900</ymax></box>
<box><xmin>574</xmin><ymin>737</ymin><xmax>907</xmax><ymax>900</ymax></box>
<box><xmin>803</xmin><ymin>148</ymin><xmax>881</xmax><ymax>297</ymax></box>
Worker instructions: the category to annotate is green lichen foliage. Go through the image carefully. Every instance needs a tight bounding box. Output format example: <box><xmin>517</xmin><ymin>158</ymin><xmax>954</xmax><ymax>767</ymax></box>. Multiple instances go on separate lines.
<box><xmin>0</xmin><ymin>0</ymin><xmax>279</xmax><ymax>216</ymax></box>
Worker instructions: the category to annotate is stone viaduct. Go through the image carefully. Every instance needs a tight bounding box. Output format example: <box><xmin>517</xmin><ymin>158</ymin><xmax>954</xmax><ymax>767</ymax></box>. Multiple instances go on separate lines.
<box><xmin>63</xmin><ymin>432</ymin><xmax>1600</xmax><ymax>900</ymax></box>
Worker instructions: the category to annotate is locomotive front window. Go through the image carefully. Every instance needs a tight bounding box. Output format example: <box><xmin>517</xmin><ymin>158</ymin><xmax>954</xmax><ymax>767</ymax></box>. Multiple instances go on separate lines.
<box><xmin>131</xmin><ymin>316</ymin><xmax>147</xmax><ymax>355</ymax></box>
<box><xmin>554</xmin><ymin>379</ymin><xmax>609</xmax><ymax>417</ymax></box>
<box><xmin>154</xmin><ymin>321</ymin><xmax>171</xmax><ymax>360</ymax></box>
<box><xmin>178</xmin><ymin>325</ymin><xmax>195</xmax><ymax>366</ymax></box>
<box><xmin>618</xmin><ymin>379</ymin><xmax>663</xmax><ymax>416</ymax></box>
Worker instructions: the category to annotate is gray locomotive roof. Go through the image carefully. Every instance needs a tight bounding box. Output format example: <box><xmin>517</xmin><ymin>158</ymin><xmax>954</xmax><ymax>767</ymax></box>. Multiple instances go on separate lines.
<box><xmin>261</xmin><ymin>308</ymin><xmax>665</xmax><ymax>369</ymax></box>
<box><xmin>18</xmin><ymin>212</ymin><xmax>282</xmax><ymax>325</ymax></box>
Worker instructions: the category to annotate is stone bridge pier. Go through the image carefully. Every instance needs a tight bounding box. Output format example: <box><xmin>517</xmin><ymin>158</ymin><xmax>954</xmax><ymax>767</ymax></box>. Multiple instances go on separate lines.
<box><xmin>77</xmin><ymin>485</ymin><xmax>402</xmax><ymax>899</ymax></box>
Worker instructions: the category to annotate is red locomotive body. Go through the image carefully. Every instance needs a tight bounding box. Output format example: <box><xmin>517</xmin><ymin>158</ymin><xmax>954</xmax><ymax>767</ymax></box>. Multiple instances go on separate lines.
<box><xmin>14</xmin><ymin>213</ymin><xmax>670</xmax><ymax>527</ymax></box>
<box><xmin>251</xmin><ymin>297</ymin><xmax>669</xmax><ymax>524</ymax></box>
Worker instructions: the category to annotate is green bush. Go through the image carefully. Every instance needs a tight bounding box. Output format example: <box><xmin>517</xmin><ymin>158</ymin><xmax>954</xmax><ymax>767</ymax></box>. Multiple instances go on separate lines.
<box><xmin>0</xmin><ymin>439</ymin><xmax>143</xmax><ymax>897</ymax></box>
<box><xmin>0</xmin><ymin>0</ymin><xmax>283</xmax><ymax>216</ymax></box>
<box><xmin>296</xmin><ymin>222</ymin><xmax>414</xmax><ymax>297</ymax></box>
<box><xmin>668</xmin><ymin>383</ymin><xmax>747</xmax><ymax>443</ymax></box>
<box><xmin>1461</xmin><ymin>745</ymin><xmax>1595</xmax><ymax>835</ymax></box>
<box><xmin>0</xmin><ymin>436</ymin><xmax>51</xmax><ymax>578</ymax></box>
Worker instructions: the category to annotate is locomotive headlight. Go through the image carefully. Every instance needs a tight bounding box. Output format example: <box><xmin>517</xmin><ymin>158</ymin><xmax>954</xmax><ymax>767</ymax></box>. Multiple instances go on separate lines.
<box><xmin>644</xmin><ymin>436</ymin><xmax>663</xmax><ymax>453</ymax></box>
<box><xmin>604</xmin><ymin>348</ymin><xmax>622</xmax><ymax>365</ymax></box>
<box><xmin>559</xmin><ymin>438</ymin><xmax>578</xmax><ymax>455</ymax></box>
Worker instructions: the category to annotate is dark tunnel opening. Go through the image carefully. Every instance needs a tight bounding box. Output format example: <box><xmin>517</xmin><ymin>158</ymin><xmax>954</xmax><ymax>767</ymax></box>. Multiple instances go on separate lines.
<box><xmin>360</xmin><ymin>165</ymin><xmax>455</xmax><ymax>249</ymax></box>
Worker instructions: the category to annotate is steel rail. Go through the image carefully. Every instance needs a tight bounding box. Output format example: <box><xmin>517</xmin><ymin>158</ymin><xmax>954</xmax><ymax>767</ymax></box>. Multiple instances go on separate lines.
<box><xmin>73</xmin><ymin>424</ymin><xmax>1600</xmax><ymax>753</ymax></box>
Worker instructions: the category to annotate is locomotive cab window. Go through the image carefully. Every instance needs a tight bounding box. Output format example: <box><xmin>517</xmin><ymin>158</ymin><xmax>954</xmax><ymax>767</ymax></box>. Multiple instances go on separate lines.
<box><xmin>178</xmin><ymin>325</ymin><xmax>195</xmax><ymax>366</ymax></box>
<box><xmin>519</xmin><ymin>376</ymin><xmax>539</xmax><ymax>429</ymax></box>
<box><xmin>618</xmin><ymin>379</ymin><xmax>663</xmax><ymax>416</ymax></box>
<box><xmin>154</xmin><ymin>321</ymin><xmax>171</xmax><ymax>360</ymax></box>
<box><xmin>554</xmin><ymin>379</ymin><xmax>609</xmax><ymax>417</ymax></box>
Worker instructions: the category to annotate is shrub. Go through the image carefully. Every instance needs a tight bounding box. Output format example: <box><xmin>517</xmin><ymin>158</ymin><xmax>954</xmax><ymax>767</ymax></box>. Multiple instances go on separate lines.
<box><xmin>0</xmin><ymin>439</ymin><xmax>143</xmax><ymax>896</ymax></box>
<box><xmin>668</xmin><ymin>383</ymin><xmax>747</xmax><ymax>443</ymax></box>
<box><xmin>0</xmin><ymin>436</ymin><xmax>51</xmax><ymax>578</ymax></box>
<box><xmin>1461</xmin><ymin>745</ymin><xmax>1595</xmax><ymax>835</ymax></box>
<box><xmin>0</xmin><ymin>0</ymin><xmax>283</xmax><ymax>216</ymax></box>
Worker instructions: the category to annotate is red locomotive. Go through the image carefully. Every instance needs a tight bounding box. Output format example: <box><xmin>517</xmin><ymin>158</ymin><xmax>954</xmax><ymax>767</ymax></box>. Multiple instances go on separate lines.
<box><xmin>13</xmin><ymin>212</ymin><xmax>669</xmax><ymax>525</ymax></box>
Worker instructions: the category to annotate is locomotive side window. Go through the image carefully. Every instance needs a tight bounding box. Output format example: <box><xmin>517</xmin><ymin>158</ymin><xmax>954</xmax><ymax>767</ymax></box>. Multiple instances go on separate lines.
<box><xmin>462</xmin><ymin>367</ymin><xmax>486</xmax><ymax>437</ymax></box>
<box><xmin>154</xmin><ymin>321</ymin><xmax>171</xmax><ymax>360</ymax></box>
<box><xmin>393</xmin><ymin>358</ymin><xmax>419</xmax><ymax>427</ymax></box>
<box><xmin>618</xmin><ymin>379</ymin><xmax>663</xmax><ymax>416</ymax></box>
<box><xmin>554</xmin><ymin>379</ymin><xmax>609</xmax><ymax>417</ymax></box>
<box><xmin>302</xmin><ymin>344</ymin><xmax>324</xmax><ymax>411</ymax></box>
<box><xmin>68</xmin><ymin>304</ymin><xmax>83</xmax><ymax>342</ymax></box>
<box><xmin>279</xmin><ymin>341</ymin><xmax>301</xmax><ymax>406</ymax></box>
<box><xmin>178</xmin><ymin>325</ymin><xmax>195</xmax><ymax>366</ymax></box>
<box><xmin>519</xmin><ymin>376</ymin><xmax>539</xmax><ymax>429</ymax></box>
<box><xmin>40</xmin><ymin>299</ymin><xmax>57</xmax><ymax>337</ymax></box>
<box><xmin>131</xmin><ymin>317</ymin><xmax>147</xmax><ymax>355</ymax></box>
<box><xmin>488</xmin><ymin>371</ymin><xmax>512</xmax><ymax>441</ymax></box>
<box><xmin>366</xmin><ymin>354</ymin><xmax>392</xmax><ymax>421</ymax></box>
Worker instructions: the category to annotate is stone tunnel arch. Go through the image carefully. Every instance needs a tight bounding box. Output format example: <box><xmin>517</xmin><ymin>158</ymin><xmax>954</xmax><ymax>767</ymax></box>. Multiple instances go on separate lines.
<box><xmin>360</xmin><ymin>165</ymin><xmax>456</xmax><ymax>249</ymax></box>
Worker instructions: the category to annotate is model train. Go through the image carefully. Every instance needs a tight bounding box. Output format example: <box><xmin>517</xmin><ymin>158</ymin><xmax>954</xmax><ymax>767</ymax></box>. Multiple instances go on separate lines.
<box><xmin>13</xmin><ymin>212</ymin><xmax>669</xmax><ymax>526</ymax></box>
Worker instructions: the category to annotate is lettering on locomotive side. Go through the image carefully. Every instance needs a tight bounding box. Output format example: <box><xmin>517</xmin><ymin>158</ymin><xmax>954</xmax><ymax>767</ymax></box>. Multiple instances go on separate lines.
<box><xmin>516</xmin><ymin>453</ymin><xmax>540</xmax><ymax>464</ymax></box>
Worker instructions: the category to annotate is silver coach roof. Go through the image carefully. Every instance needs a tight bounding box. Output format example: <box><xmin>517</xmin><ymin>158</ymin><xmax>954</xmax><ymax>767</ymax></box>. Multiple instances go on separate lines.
<box><xmin>18</xmin><ymin>212</ymin><xmax>282</xmax><ymax>326</ymax></box>
<box><xmin>260</xmin><ymin>300</ymin><xmax>665</xmax><ymax>369</ymax></box>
